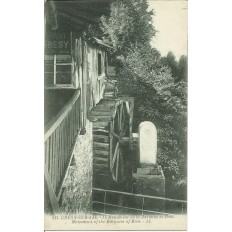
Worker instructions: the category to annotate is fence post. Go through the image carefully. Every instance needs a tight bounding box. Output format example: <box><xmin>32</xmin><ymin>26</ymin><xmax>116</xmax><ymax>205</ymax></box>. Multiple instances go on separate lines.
<box><xmin>103</xmin><ymin>190</ymin><xmax>106</xmax><ymax>214</ymax></box>
<box><xmin>142</xmin><ymin>197</ymin><xmax>144</xmax><ymax>215</ymax></box>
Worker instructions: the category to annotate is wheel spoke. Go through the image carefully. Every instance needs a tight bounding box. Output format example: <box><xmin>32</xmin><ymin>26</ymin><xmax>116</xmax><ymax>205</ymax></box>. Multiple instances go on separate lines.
<box><xmin>112</xmin><ymin>142</ymin><xmax>119</xmax><ymax>168</ymax></box>
<box><xmin>119</xmin><ymin>103</ymin><xmax>123</xmax><ymax>131</ymax></box>
<box><xmin>117</xmin><ymin>105</ymin><xmax>121</xmax><ymax>130</ymax></box>
<box><xmin>112</xmin><ymin>131</ymin><xmax>120</xmax><ymax>139</ymax></box>
<box><xmin>121</xmin><ymin>104</ymin><xmax>126</xmax><ymax>134</ymax></box>
<box><xmin>120</xmin><ymin>152</ymin><xmax>124</xmax><ymax>179</ymax></box>
<box><xmin>122</xmin><ymin>104</ymin><xmax>125</xmax><ymax>129</ymax></box>
<box><xmin>125</xmin><ymin>102</ymin><xmax>130</xmax><ymax>115</ymax></box>
<box><xmin>116</xmin><ymin>149</ymin><xmax>120</xmax><ymax>181</ymax></box>
<box><xmin>112</xmin><ymin>118</ymin><xmax>114</xmax><ymax>132</ymax></box>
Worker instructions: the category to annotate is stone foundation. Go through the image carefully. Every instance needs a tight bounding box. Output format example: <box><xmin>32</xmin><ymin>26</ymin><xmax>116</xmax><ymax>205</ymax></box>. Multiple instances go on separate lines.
<box><xmin>133</xmin><ymin>165</ymin><xmax>165</xmax><ymax>212</ymax></box>
<box><xmin>60</xmin><ymin>120</ymin><xmax>93</xmax><ymax>214</ymax></box>
<box><xmin>133</xmin><ymin>165</ymin><xmax>165</xmax><ymax>197</ymax></box>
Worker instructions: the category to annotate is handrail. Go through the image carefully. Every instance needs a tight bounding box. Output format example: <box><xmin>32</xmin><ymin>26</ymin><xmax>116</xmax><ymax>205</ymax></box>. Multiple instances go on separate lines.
<box><xmin>93</xmin><ymin>188</ymin><xmax>187</xmax><ymax>216</ymax></box>
<box><xmin>45</xmin><ymin>89</ymin><xmax>81</xmax><ymax>141</ymax></box>
<box><xmin>92</xmin><ymin>201</ymin><xmax>177</xmax><ymax>216</ymax></box>
<box><xmin>44</xmin><ymin>89</ymin><xmax>82</xmax><ymax>212</ymax></box>
<box><xmin>93</xmin><ymin>187</ymin><xmax>187</xmax><ymax>203</ymax></box>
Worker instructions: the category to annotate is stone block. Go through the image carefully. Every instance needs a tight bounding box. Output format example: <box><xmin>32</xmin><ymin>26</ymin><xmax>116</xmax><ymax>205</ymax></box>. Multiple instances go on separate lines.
<box><xmin>133</xmin><ymin>165</ymin><xmax>165</xmax><ymax>197</ymax></box>
<box><xmin>133</xmin><ymin>165</ymin><xmax>165</xmax><ymax>212</ymax></box>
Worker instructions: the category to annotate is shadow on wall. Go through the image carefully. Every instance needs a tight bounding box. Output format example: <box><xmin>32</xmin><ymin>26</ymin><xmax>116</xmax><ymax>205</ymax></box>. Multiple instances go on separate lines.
<box><xmin>44</xmin><ymin>89</ymin><xmax>76</xmax><ymax>125</ymax></box>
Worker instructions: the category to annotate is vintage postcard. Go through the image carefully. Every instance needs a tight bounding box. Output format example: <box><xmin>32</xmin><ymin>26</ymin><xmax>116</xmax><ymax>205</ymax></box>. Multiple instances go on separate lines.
<box><xmin>44</xmin><ymin>0</ymin><xmax>187</xmax><ymax>230</ymax></box>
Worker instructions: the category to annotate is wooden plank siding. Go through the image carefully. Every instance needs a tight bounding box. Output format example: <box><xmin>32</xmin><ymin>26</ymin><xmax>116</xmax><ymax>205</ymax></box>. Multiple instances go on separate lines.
<box><xmin>86</xmin><ymin>42</ymin><xmax>106</xmax><ymax>110</ymax></box>
<box><xmin>70</xmin><ymin>35</ymin><xmax>107</xmax><ymax>130</ymax></box>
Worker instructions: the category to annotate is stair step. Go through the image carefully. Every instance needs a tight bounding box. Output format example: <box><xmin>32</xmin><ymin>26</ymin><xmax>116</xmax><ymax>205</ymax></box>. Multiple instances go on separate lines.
<box><xmin>93</xmin><ymin>163</ymin><xmax>109</xmax><ymax>173</ymax></box>
<box><xmin>93</xmin><ymin>121</ymin><xmax>109</xmax><ymax>130</ymax></box>
<box><xmin>100</xmin><ymin>100</ymin><xmax>117</xmax><ymax>106</ymax></box>
<box><xmin>93</xmin><ymin>150</ymin><xmax>109</xmax><ymax>158</ymax></box>
<box><xmin>93</xmin><ymin>142</ymin><xmax>109</xmax><ymax>151</ymax></box>
<box><xmin>93</xmin><ymin>129</ymin><xmax>109</xmax><ymax>134</ymax></box>
<box><xmin>93</xmin><ymin>134</ymin><xmax>109</xmax><ymax>143</ymax></box>
<box><xmin>104</xmin><ymin>92</ymin><xmax>115</xmax><ymax>96</ymax></box>
<box><xmin>90</xmin><ymin>110</ymin><xmax>112</xmax><ymax>116</ymax></box>
<box><xmin>104</xmin><ymin>95</ymin><xmax>114</xmax><ymax>99</ymax></box>
<box><xmin>105</xmin><ymin>83</ymin><xmax>116</xmax><ymax>90</ymax></box>
<box><xmin>93</xmin><ymin>163</ymin><xmax>108</xmax><ymax>168</ymax></box>
<box><xmin>93</xmin><ymin>157</ymin><xmax>108</xmax><ymax>165</ymax></box>
<box><xmin>89</xmin><ymin>115</ymin><xmax>112</xmax><ymax>122</ymax></box>
<box><xmin>93</xmin><ymin>105</ymin><xmax>112</xmax><ymax>112</ymax></box>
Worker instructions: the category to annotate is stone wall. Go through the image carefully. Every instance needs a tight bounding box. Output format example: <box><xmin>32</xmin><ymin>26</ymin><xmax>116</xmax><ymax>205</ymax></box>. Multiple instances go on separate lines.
<box><xmin>60</xmin><ymin>120</ymin><xmax>93</xmax><ymax>214</ymax></box>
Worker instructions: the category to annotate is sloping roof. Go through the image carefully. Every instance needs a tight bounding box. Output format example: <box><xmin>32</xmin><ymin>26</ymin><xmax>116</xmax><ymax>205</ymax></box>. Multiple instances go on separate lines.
<box><xmin>45</xmin><ymin>0</ymin><xmax>112</xmax><ymax>33</ymax></box>
<box><xmin>91</xmin><ymin>37</ymin><xmax>114</xmax><ymax>49</ymax></box>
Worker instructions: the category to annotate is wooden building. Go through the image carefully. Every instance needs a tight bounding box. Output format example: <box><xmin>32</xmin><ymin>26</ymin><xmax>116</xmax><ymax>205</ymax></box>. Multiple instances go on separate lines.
<box><xmin>44</xmin><ymin>0</ymin><xmax>113</xmax><ymax>213</ymax></box>
<box><xmin>45</xmin><ymin>0</ymin><xmax>112</xmax><ymax>129</ymax></box>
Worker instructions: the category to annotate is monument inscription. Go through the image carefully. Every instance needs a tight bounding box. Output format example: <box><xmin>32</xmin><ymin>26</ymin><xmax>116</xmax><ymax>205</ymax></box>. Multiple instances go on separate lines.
<box><xmin>139</xmin><ymin>121</ymin><xmax>157</xmax><ymax>164</ymax></box>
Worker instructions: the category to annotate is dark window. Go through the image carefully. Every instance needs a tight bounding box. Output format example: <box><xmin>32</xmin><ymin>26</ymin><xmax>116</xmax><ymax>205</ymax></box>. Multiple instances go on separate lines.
<box><xmin>56</xmin><ymin>65</ymin><xmax>72</xmax><ymax>84</ymax></box>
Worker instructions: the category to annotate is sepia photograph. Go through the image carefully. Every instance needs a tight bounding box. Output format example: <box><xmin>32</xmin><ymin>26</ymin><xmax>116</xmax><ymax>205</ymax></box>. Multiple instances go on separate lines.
<box><xmin>44</xmin><ymin>0</ymin><xmax>188</xmax><ymax>230</ymax></box>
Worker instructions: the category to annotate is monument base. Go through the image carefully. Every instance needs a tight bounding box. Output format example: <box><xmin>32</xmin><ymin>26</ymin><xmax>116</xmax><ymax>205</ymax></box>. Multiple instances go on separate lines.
<box><xmin>132</xmin><ymin>164</ymin><xmax>165</xmax><ymax>213</ymax></box>
<box><xmin>133</xmin><ymin>164</ymin><xmax>165</xmax><ymax>197</ymax></box>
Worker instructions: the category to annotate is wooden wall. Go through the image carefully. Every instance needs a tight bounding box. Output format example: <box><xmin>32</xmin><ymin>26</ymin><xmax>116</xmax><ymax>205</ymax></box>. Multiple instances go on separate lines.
<box><xmin>72</xmin><ymin>35</ymin><xmax>107</xmax><ymax>129</ymax></box>
<box><xmin>45</xmin><ymin>31</ymin><xmax>107</xmax><ymax>130</ymax></box>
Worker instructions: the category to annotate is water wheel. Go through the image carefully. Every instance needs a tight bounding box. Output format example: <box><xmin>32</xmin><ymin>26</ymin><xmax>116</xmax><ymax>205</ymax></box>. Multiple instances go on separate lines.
<box><xmin>89</xmin><ymin>97</ymin><xmax>134</xmax><ymax>188</ymax></box>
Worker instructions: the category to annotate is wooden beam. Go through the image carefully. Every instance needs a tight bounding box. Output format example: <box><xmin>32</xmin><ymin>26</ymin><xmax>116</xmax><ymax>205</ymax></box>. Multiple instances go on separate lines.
<box><xmin>56</xmin><ymin>130</ymin><xmax>80</xmax><ymax>200</ymax></box>
<box><xmin>44</xmin><ymin>165</ymin><xmax>60</xmax><ymax>214</ymax></box>
<box><xmin>45</xmin><ymin>90</ymin><xmax>80</xmax><ymax>141</ymax></box>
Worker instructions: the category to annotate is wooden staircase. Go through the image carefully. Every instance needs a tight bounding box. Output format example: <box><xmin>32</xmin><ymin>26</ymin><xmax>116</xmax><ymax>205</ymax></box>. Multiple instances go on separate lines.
<box><xmin>89</xmin><ymin>81</ymin><xmax>118</xmax><ymax>188</ymax></box>
<box><xmin>89</xmin><ymin>99</ymin><xmax>117</xmax><ymax>188</ymax></box>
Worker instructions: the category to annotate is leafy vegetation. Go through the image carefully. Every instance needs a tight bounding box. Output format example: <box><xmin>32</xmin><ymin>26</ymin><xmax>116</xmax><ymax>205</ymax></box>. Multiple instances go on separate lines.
<box><xmin>100</xmin><ymin>0</ymin><xmax>155</xmax><ymax>57</ymax></box>
<box><xmin>161</xmin><ymin>52</ymin><xmax>188</xmax><ymax>82</ymax></box>
<box><xmin>96</xmin><ymin>0</ymin><xmax>187</xmax><ymax>199</ymax></box>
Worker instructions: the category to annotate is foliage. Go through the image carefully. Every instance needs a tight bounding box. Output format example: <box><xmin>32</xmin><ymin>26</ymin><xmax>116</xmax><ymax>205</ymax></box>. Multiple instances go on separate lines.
<box><xmin>178</xmin><ymin>55</ymin><xmax>188</xmax><ymax>82</ymax></box>
<box><xmin>166</xmin><ymin>51</ymin><xmax>179</xmax><ymax>79</ymax></box>
<box><xmin>117</xmin><ymin>46</ymin><xmax>187</xmax><ymax>182</ymax></box>
<box><xmin>100</xmin><ymin>0</ymin><xmax>155</xmax><ymax>57</ymax></box>
<box><xmin>161</xmin><ymin>52</ymin><xmax>188</xmax><ymax>82</ymax></box>
<box><xmin>99</xmin><ymin>0</ymin><xmax>187</xmax><ymax>197</ymax></box>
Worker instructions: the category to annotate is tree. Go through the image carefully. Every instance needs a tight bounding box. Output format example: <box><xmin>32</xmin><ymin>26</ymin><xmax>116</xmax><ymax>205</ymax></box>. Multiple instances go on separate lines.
<box><xmin>161</xmin><ymin>52</ymin><xmax>188</xmax><ymax>83</ymax></box>
<box><xmin>163</xmin><ymin>51</ymin><xmax>179</xmax><ymax>79</ymax></box>
<box><xmin>178</xmin><ymin>55</ymin><xmax>188</xmax><ymax>82</ymax></box>
<box><xmin>100</xmin><ymin>0</ymin><xmax>155</xmax><ymax>57</ymax></box>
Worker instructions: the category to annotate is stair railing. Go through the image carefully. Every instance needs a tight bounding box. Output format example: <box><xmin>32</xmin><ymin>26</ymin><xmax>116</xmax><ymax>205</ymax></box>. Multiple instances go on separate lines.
<box><xmin>44</xmin><ymin>89</ymin><xmax>81</xmax><ymax>213</ymax></box>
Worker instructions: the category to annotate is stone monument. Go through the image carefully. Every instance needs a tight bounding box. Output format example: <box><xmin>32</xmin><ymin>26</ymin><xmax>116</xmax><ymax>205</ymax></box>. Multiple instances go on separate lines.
<box><xmin>139</xmin><ymin>121</ymin><xmax>157</xmax><ymax>165</ymax></box>
<box><xmin>133</xmin><ymin>121</ymin><xmax>165</xmax><ymax>210</ymax></box>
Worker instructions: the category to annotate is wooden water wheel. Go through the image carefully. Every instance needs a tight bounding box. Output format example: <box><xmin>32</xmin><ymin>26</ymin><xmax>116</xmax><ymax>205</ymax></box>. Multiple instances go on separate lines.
<box><xmin>89</xmin><ymin>97</ymin><xmax>134</xmax><ymax>187</ymax></box>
